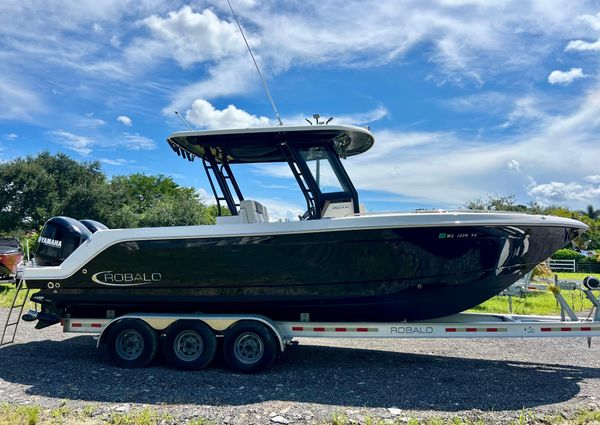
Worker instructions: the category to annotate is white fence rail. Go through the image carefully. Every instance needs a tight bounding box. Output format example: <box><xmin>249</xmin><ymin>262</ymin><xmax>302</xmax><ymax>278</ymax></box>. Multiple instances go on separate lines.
<box><xmin>548</xmin><ymin>259</ymin><xmax>576</xmax><ymax>272</ymax></box>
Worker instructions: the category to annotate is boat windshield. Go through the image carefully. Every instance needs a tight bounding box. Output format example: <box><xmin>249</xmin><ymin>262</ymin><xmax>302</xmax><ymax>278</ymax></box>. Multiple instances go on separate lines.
<box><xmin>299</xmin><ymin>147</ymin><xmax>344</xmax><ymax>193</ymax></box>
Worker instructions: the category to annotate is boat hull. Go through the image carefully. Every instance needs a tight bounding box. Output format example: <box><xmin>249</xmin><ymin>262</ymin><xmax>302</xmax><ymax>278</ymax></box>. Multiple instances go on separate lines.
<box><xmin>0</xmin><ymin>248</ymin><xmax>22</xmax><ymax>280</ymax></box>
<box><xmin>27</xmin><ymin>223</ymin><xmax>581</xmax><ymax>321</ymax></box>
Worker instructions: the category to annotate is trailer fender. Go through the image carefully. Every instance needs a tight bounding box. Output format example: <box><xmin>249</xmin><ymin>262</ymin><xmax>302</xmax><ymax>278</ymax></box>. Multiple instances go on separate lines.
<box><xmin>222</xmin><ymin>318</ymin><xmax>287</xmax><ymax>352</ymax></box>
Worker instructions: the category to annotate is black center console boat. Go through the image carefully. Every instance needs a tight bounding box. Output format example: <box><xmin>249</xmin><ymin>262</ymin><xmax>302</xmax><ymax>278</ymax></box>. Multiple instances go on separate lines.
<box><xmin>19</xmin><ymin>125</ymin><xmax>588</xmax><ymax>328</ymax></box>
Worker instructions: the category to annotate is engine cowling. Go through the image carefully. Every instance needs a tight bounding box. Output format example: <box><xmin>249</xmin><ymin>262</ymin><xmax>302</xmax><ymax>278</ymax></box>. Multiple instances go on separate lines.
<box><xmin>35</xmin><ymin>216</ymin><xmax>92</xmax><ymax>266</ymax></box>
<box><xmin>80</xmin><ymin>219</ymin><xmax>109</xmax><ymax>233</ymax></box>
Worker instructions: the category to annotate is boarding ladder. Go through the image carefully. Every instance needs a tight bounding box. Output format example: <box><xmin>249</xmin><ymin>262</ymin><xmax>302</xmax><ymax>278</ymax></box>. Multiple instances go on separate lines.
<box><xmin>0</xmin><ymin>278</ymin><xmax>30</xmax><ymax>346</ymax></box>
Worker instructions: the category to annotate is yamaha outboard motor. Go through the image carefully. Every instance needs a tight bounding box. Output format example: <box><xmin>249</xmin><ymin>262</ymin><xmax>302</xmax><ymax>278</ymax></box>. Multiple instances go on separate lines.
<box><xmin>35</xmin><ymin>216</ymin><xmax>92</xmax><ymax>266</ymax></box>
<box><xmin>79</xmin><ymin>219</ymin><xmax>109</xmax><ymax>233</ymax></box>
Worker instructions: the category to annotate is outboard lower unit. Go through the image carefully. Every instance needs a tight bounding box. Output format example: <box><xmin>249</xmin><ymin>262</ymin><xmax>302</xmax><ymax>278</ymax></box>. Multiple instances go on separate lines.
<box><xmin>35</xmin><ymin>216</ymin><xmax>92</xmax><ymax>266</ymax></box>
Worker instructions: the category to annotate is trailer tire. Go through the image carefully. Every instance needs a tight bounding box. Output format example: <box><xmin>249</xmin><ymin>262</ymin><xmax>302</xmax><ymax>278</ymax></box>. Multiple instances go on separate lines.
<box><xmin>106</xmin><ymin>319</ymin><xmax>158</xmax><ymax>368</ymax></box>
<box><xmin>163</xmin><ymin>320</ymin><xmax>217</xmax><ymax>370</ymax></box>
<box><xmin>223</xmin><ymin>321</ymin><xmax>277</xmax><ymax>373</ymax></box>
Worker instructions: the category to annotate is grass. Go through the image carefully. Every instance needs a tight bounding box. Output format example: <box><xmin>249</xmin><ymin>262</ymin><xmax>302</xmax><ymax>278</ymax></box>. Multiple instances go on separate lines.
<box><xmin>555</xmin><ymin>272</ymin><xmax>600</xmax><ymax>281</ymax></box>
<box><xmin>470</xmin><ymin>272</ymin><xmax>600</xmax><ymax>316</ymax></box>
<box><xmin>470</xmin><ymin>289</ymin><xmax>595</xmax><ymax>316</ymax></box>
<box><xmin>573</xmin><ymin>409</ymin><xmax>600</xmax><ymax>424</ymax></box>
<box><xmin>0</xmin><ymin>284</ymin><xmax>36</xmax><ymax>309</ymax></box>
<box><xmin>0</xmin><ymin>403</ymin><xmax>40</xmax><ymax>425</ymax></box>
<box><xmin>326</xmin><ymin>409</ymin><xmax>600</xmax><ymax>424</ymax></box>
<box><xmin>0</xmin><ymin>403</ymin><xmax>599</xmax><ymax>425</ymax></box>
<box><xmin>110</xmin><ymin>408</ymin><xmax>168</xmax><ymax>425</ymax></box>
<box><xmin>0</xmin><ymin>404</ymin><xmax>201</xmax><ymax>425</ymax></box>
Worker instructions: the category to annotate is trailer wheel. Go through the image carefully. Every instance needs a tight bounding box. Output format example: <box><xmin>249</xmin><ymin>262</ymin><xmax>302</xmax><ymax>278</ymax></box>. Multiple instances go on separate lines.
<box><xmin>106</xmin><ymin>319</ymin><xmax>158</xmax><ymax>368</ymax></box>
<box><xmin>162</xmin><ymin>320</ymin><xmax>217</xmax><ymax>370</ymax></box>
<box><xmin>223</xmin><ymin>321</ymin><xmax>277</xmax><ymax>373</ymax></box>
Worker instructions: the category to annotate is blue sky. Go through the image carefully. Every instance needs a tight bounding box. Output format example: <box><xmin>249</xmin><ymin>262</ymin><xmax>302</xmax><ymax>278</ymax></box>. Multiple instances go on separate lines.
<box><xmin>1</xmin><ymin>1</ymin><xmax>600</xmax><ymax>220</ymax></box>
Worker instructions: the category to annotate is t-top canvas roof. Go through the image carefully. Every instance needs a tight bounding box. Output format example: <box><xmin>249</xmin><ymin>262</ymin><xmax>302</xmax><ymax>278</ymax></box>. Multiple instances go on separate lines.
<box><xmin>166</xmin><ymin>124</ymin><xmax>374</xmax><ymax>164</ymax></box>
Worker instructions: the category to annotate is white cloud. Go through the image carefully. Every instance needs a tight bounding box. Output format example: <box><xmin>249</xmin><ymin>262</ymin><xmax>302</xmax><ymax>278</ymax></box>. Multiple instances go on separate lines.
<box><xmin>185</xmin><ymin>99</ymin><xmax>271</xmax><ymax>129</ymax></box>
<box><xmin>77</xmin><ymin>116</ymin><xmax>106</xmax><ymax>128</ymax></box>
<box><xmin>2</xmin><ymin>1</ymin><xmax>596</xmax><ymax>121</ymax></box>
<box><xmin>249</xmin><ymin>83</ymin><xmax>600</xmax><ymax>209</ymax></box>
<box><xmin>547</xmin><ymin>68</ymin><xmax>586</xmax><ymax>85</ymax></box>
<box><xmin>110</xmin><ymin>35</ymin><xmax>121</xmax><ymax>49</ymax></box>
<box><xmin>3</xmin><ymin>133</ymin><xmax>18</xmax><ymax>140</ymax></box>
<box><xmin>306</xmin><ymin>106</ymin><xmax>389</xmax><ymax>126</ymax></box>
<box><xmin>445</xmin><ymin>92</ymin><xmax>511</xmax><ymax>115</ymax></box>
<box><xmin>196</xmin><ymin>187</ymin><xmax>215</xmax><ymax>204</ymax></box>
<box><xmin>501</xmin><ymin>96</ymin><xmax>550</xmax><ymax>128</ymax></box>
<box><xmin>565</xmin><ymin>39</ymin><xmax>600</xmax><ymax>51</ymax></box>
<box><xmin>129</xmin><ymin>6</ymin><xmax>245</xmax><ymax>69</ymax></box>
<box><xmin>195</xmin><ymin>187</ymin><xmax>301</xmax><ymax>221</ymax></box>
<box><xmin>507</xmin><ymin>160</ymin><xmax>521</xmax><ymax>172</ymax></box>
<box><xmin>99</xmin><ymin>158</ymin><xmax>133</xmax><ymax>166</ymax></box>
<box><xmin>165</xmin><ymin>1</ymin><xmax>598</xmax><ymax>112</ymax></box>
<box><xmin>254</xmin><ymin>198</ymin><xmax>303</xmax><ymax>222</ymax></box>
<box><xmin>585</xmin><ymin>175</ymin><xmax>600</xmax><ymax>184</ymax></box>
<box><xmin>528</xmin><ymin>181</ymin><xmax>600</xmax><ymax>203</ymax></box>
<box><xmin>120</xmin><ymin>132</ymin><xmax>156</xmax><ymax>150</ymax></box>
<box><xmin>117</xmin><ymin>115</ymin><xmax>132</xmax><ymax>126</ymax></box>
<box><xmin>49</xmin><ymin>129</ymin><xmax>155</xmax><ymax>155</ymax></box>
<box><xmin>165</xmin><ymin>56</ymin><xmax>257</xmax><ymax>113</ymax></box>
<box><xmin>578</xmin><ymin>12</ymin><xmax>600</xmax><ymax>31</ymax></box>
<box><xmin>183</xmin><ymin>100</ymin><xmax>388</xmax><ymax>130</ymax></box>
<box><xmin>564</xmin><ymin>12</ymin><xmax>600</xmax><ymax>52</ymax></box>
<box><xmin>50</xmin><ymin>130</ymin><xmax>95</xmax><ymax>156</ymax></box>
<box><xmin>0</xmin><ymin>78</ymin><xmax>44</xmax><ymax>122</ymax></box>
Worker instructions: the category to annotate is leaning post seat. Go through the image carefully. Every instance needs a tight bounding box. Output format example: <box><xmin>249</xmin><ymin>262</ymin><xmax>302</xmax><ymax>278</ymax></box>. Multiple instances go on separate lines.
<box><xmin>239</xmin><ymin>200</ymin><xmax>270</xmax><ymax>223</ymax></box>
<box><xmin>216</xmin><ymin>200</ymin><xmax>270</xmax><ymax>225</ymax></box>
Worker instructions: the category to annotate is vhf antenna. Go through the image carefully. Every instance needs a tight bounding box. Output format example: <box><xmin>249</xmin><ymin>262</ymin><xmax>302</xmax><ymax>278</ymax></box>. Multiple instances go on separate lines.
<box><xmin>174</xmin><ymin>110</ymin><xmax>194</xmax><ymax>130</ymax></box>
<box><xmin>226</xmin><ymin>0</ymin><xmax>283</xmax><ymax>126</ymax></box>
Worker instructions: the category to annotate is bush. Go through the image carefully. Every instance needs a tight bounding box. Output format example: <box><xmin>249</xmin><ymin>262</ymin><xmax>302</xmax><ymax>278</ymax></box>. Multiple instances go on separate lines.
<box><xmin>579</xmin><ymin>255</ymin><xmax>600</xmax><ymax>265</ymax></box>
<box><xmin>552</xmin><ymin>248</ymin><xmax>585</xmax><ymax>261</ymax></box>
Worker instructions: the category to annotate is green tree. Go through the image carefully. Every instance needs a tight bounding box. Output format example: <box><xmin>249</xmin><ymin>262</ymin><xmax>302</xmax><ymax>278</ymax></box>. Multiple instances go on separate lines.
<box><xmin>107</xmin><ymin>174</ymin><xmax>217</xmax><ymax>228</ymax></box>
<box><xmin>464</xmin><ymin>194</ymin><xmax>529</xmax><ymax>212</ymax></box>
<box><xmin>0</xmin><ymin>152</ymin><xmax>107</xmax><ymax>232</ymax></box>
<box><xmin>465</xmin><ymin>194</ymin><xmax>600</xmax><ymax>251</ymax></box>
<box><xmin>0</xmin><ymin>153</ymin><xmax>220</xmax><ymax>234</ymax></box>
<box><xmin>584</xmin><ymin>205</ymin><xmax>599</xmax><ymax>220</ymax></box>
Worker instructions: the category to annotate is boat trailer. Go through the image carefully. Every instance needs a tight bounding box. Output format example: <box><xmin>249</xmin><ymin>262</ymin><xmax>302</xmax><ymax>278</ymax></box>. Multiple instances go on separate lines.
<box><xmin>1</xmin><ymin>276</ymin><xmax>599</xmax><ymax>372</ymax></box>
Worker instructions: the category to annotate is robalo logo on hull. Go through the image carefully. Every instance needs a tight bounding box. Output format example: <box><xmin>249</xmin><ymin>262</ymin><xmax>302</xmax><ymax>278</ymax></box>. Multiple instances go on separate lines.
<box><xmin>91</xmin><ymin>271</ymin><xmax>162</xmax><ymax>286</ymax></box>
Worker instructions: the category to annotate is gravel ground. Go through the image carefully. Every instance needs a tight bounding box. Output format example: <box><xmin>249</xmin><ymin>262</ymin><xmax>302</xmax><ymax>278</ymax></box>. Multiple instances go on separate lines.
<box><xmin>0</xmin><ymin>307</ymin><xmax>599</xmax><ymax>424</ymax></box>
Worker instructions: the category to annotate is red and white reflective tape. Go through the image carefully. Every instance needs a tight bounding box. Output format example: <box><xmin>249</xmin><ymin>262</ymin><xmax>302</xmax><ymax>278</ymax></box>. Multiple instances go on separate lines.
<box><xmin>291</xmin><ymin>326</ymin><xmax>378</xmax><ymax>333</ymax></box>
<box><xmin>67</xmin><ymin>322</ymin><xmax>103</xmax><ymax>329</ymax></box>
<box><xmin>445</xmin><ymin>327</ymin><xmax>508</xmax><ymax>333</ymax></box>
<box><xmin>540</xmin><ymin>326</ymin><xmax>600</xmax><ymax>332</ymax></box>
